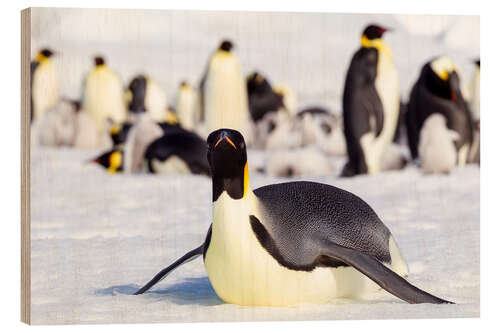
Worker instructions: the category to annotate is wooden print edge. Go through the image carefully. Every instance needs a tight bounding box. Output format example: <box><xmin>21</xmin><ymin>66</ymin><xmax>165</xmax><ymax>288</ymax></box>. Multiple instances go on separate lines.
<box><xmin>21</xmin><ymin>7</ymin><xmax>31</xmax><ymax>325</ymax></box>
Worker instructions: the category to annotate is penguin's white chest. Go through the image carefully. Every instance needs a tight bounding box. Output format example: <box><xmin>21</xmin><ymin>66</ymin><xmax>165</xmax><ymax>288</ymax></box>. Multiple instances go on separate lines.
<box><xmin>32</xmin><ymin>61</ymin><xmax>58</xmax><ymax>119</ymax></box>
<box><xmin>204</xmin><ymin>192</ymin><xmax>380</xmax><ymax>306</ymax></box>
<box><xmin>361</xmin><ymin>53</ymin><xmax>400</xmax><ymax>174</ymax></box>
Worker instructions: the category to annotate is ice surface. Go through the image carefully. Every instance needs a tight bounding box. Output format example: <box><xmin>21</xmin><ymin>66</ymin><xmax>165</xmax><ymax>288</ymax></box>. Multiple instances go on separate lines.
<box><xmin>30</xmin><ymin>147</ymin><xmax>479</xmax><ymax>324</ymax></box>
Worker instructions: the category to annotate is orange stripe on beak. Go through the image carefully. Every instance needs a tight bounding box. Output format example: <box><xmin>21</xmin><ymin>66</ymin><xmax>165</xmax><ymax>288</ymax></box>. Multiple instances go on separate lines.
<box><xmin>214</xmin><ymin>137</ymin><xmax>224</xmax><ymax>148</ymax></box>
<box><xmin>214</xmin><ymin>136</ymin><xmax>237</xmax><ymax>150</ymax></box>
<box><xmin>224</xmin><ymin>137</ymin><xmax>237</xmax><ymax>150</ymax></box>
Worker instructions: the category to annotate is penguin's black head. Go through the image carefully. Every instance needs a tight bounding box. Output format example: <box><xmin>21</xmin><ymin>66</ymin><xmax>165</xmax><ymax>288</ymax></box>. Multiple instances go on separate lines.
<box><xmin>110</xmin><ymin>122</ymin><xmax>133</xmax><ymax>146</ymax></box>
<box><xmin>127</xmin><ymin>75</ymin><xmax>147</xmax><ymax>112</ymax></box>
<box><xmin>247</xmin><ymin>72</ymin><xmax>273</xmax><ymax>95</ymax></box>
<box><xmin>219</xmin><ymin>40</ymin><xmax>234</xmax><ymax>52</ymax></box>
<box><xmin>427</xmin><ymin>56</ymin><xmax>461</xmax><ymax>100</ymax></box>
<box><xmin>90</xmin><ymin>149</ymin><xmax>123</xmax><ymax>173</ymax></box>
<box><xmin>94</xmin><ymin>56</ymin><xmax>106</xmax><ymax>66</ymax></box>
<box><xmin>362</xmin><ymin>24</ymin><xmax>389</xmax><ymax>40</ymax></box>
<box><xmin>207</xmin><ymin>129</ymin><xmax>248</xmax><ymax>201</ymax></box>
<box><xmin>40</xmin><ymin>48</ymin><xmax>54</xmax><ymax>58</ymax></box>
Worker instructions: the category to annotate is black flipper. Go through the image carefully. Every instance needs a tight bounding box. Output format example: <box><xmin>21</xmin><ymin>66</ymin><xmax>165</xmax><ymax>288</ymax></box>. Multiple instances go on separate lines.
<box><xmin>320</xmin><ymin>240</ymin><xmax>453</xmax><ymax>304</ymax></box>
<box><xmin>134</xmin><ymin>245</ymin><xmax>204</xmax><ymax>295</ymax></box>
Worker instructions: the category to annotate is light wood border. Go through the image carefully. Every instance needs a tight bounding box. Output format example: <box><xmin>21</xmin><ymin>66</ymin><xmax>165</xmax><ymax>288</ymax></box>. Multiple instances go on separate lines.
<box><xmin>21</xmin><ymin>7</ymin><xmax>31</xmax><ymax>325</ymax></box>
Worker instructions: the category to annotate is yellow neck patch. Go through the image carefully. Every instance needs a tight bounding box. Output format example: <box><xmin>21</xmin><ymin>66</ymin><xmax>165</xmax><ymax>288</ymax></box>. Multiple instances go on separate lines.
<box><xmin>35</xmin><ymin>53</ymin><xmax>49</xmax><ymax>63</ymax></box>
<box><xmin>243</xmin><ymin>162</ymin><xmax>250</xmax><ymax>197</ymax></box>
<box><xmin>108</xmin><ymin>151</ymin><xmax>123</xmax><ymax>173</ymax></box>
<box><xmin>165</xmin><ymin>110</ymin><xmax>179</xmax><ymax>125</ymax></box>
<box><xmin>214</xmin><ymin>50</ymin><xmax>232</xmax><ymax>59</ymax></box>
<box><xmin>361</xmin><ymin>35</ymin><xmax>392</xmax><ymax>59</ymax></box>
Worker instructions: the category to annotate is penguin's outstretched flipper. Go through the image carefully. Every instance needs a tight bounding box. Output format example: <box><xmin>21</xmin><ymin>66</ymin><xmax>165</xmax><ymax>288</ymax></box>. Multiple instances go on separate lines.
<box><xmin>134</xmin><ymin>244</ymin><xmax>204</xmax><ymax>295</ymax></box>
<box><xmin>320</xmin><ymin>240</ymin><xmax>453</xmax><ymax>304</ymax></box>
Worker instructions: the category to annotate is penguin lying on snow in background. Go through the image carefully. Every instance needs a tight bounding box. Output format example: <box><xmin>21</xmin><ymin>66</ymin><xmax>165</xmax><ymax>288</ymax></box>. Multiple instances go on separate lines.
<box><xmin>90</xmin><ymin>117</ymin><xmax>209</xmax><ymax>176</ymax></box>
<box><xmin>31</xmin><ymin>48</ymin><xmax>58</xmax><ymax>121</ymax></box>
<box><xmin>406</xmin><ymin>56</ymin><xmax>473</xmax><ymax>166</ymax></box>
<box><xmin>418</xmin><ymin>114</ymin><xmax>459</xmax><ymax>174</ymax></box>
<box><xmin>145</xmin><ymin>128</ymin><xmax>210</xmax><ymax>175</ymax></box>
<box><xmin>135</xmin><ymin>129</ymin><xmax>452</xmax><ymax>305</ymax></box>
<box><xmin>125</xmin><ymin>74</ymin><xmax>168</xmax><ymax>122</ymax></box>
<box><xmin>83</xmin><ymin>56</ymin><xmax>126</xmax><ymax>133</ymax></box>
<box><xmin>246</xmin><ymin>72</ymin><xmax>285</xmax><ymax>122</ymax></box>
<box><xmin>342</xmin><ymin>24</ymin><xmax>400</xmax><ymax>177</ymax></box>
<box><xmin>200</xmin><ymin>40</ymin><xmax>254</xmax><ymax>143</ymax></box>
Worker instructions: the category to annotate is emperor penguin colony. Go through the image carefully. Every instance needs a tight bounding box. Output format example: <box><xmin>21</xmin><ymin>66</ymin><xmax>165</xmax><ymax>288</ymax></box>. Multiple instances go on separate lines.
<box><xmin>27</xmin><ymin>12</ymin><xmax>480</xmax><ymax>321</ymax></box>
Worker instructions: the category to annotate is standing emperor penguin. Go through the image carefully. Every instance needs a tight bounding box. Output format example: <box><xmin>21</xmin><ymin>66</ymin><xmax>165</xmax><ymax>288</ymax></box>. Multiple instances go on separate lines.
<box><xmin>125</xmin><ymin>75</ymin><xmax>168</xmax><ymax>122</ymax></box>
<box><xmin>83</xmin><ymin>56</ymin><xmax>126</xmax><ymax>133</ymax></box>
<box><xmin>342</xmin><ymin>25</ymin><xmax>400</xmax><ymax>177</ymax></box>
<box><xmin>176</xmin><ymin>81</ymin><xmax>199</xmax><ymax>130</ymax></box>
<box><xmin>201</xmin><ymin>40</ymin><xmax>254</xmax><ymax>143</ymax></box>
<box><xmin>135</xmin><ymin>129</ymin><xmax>453</xmax><ymax>306</ymax></box>
<box><xmin>406</xmin><ymin>56</ymin><xmax>473</xmax><ymax>166</ymax></box>
<box><xmin>31</xmin><ymin>48</ymin><xmax>58</xmax><ymax>121</ymax></box>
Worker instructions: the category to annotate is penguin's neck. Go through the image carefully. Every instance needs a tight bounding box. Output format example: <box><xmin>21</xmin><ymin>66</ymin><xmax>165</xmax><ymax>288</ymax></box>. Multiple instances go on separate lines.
<box><xmin>361</xmin><ymin>36</ymin><xmax>393</xmax><ymax>60</ymax></box>
<box><xmin>212</xmin><ymin>162</ymin><xmax>251</xmax><ymax>202</ymax></box>
<box><xmin>35</xmin><ymin>54</ymin><xmax>49</xmax><ymax>64</ymax></box>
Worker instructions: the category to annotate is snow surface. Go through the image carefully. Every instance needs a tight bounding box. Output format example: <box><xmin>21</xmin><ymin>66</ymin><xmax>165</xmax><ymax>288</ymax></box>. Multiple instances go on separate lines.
<box><xmin>30</xmin><ymin>147</ymin><xmax>479</xmax><ymax>324</ymax></box>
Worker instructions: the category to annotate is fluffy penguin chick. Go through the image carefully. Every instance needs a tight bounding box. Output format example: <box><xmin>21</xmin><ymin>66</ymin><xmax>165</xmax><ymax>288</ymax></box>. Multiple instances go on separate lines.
<box><xmin>255</xmin><ymin>110</ymin><xmax>301</xmax><ymax>150</ymax></box>
<box><xmin>265</xmin><ymin>148</ymin><xmax>334</xmax><ymax>177</ymax></box>
<box><xmin>419</xmin><ymin>114</ymin><xmax>459</xmax><ymax>174</ymax></box>
<box><xmin>34</xmin><ymin>99</ymin><xmax>76</xmax><ymax>147</ymax></box>
<box><xmin>122</xmin><ymin>113</ymin><xmax>164</xmax><ymax>173</ymax></box>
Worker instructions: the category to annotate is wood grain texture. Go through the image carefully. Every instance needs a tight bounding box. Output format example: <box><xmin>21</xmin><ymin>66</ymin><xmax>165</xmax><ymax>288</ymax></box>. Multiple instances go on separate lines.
<box><xmin>21</xmin><ymin>7</ymin><xmax>31</xmax><ymax>325</ymax></box>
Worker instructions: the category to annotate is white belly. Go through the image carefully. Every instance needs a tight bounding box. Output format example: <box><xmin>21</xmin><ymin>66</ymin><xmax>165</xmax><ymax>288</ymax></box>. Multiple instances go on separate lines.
<box><xmin>204</xmin><ymin>192</ymin><xmax>383</xmax><ymax>306</ymax></box>
<box><xmin>361</xmin><ymin>55</ymin><xmax>400</xmax><ymax>174</ymax></box>
<box><xmin>204</xmin><ymin>55</ymin><xmax>254</xmax><ymax>143</ymax></box>
<box><xmin>32</xmin><ymin>62</ymin><xmax>58</xmax><ymax>119</ymax></box>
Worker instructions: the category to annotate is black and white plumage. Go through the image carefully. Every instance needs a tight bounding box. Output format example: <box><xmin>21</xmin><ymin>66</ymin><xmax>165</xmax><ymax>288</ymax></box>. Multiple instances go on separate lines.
<box><xmin>406</xmin><ymin>56</ymin><xmax>474</xmax><ymax>166</ymax></box>
<box><xmin>144</xmin><ymin>127</ymin><xmax>210</xmax><ymax>175</ymax></box>
<box><xmin>342</xmin><ymin>25</ymin><xmax>400</xmax><ymax>177</ymax></box>
<box><xmin>126</xmin><ymin>74</ymin><xmax>168</xmax><ymax>122</ymax></box>
<box><xmin>135</xmin><ymin>129</ymin><xmax>452</xmax><ymax>306</ymax></box>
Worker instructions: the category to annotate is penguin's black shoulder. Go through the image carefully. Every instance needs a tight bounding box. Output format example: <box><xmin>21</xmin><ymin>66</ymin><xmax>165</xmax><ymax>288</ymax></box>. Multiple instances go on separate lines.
<box><xmin>145</xmin><ymin>128</ymin><xmax>210</xmax><ymax>175</ymax></box>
